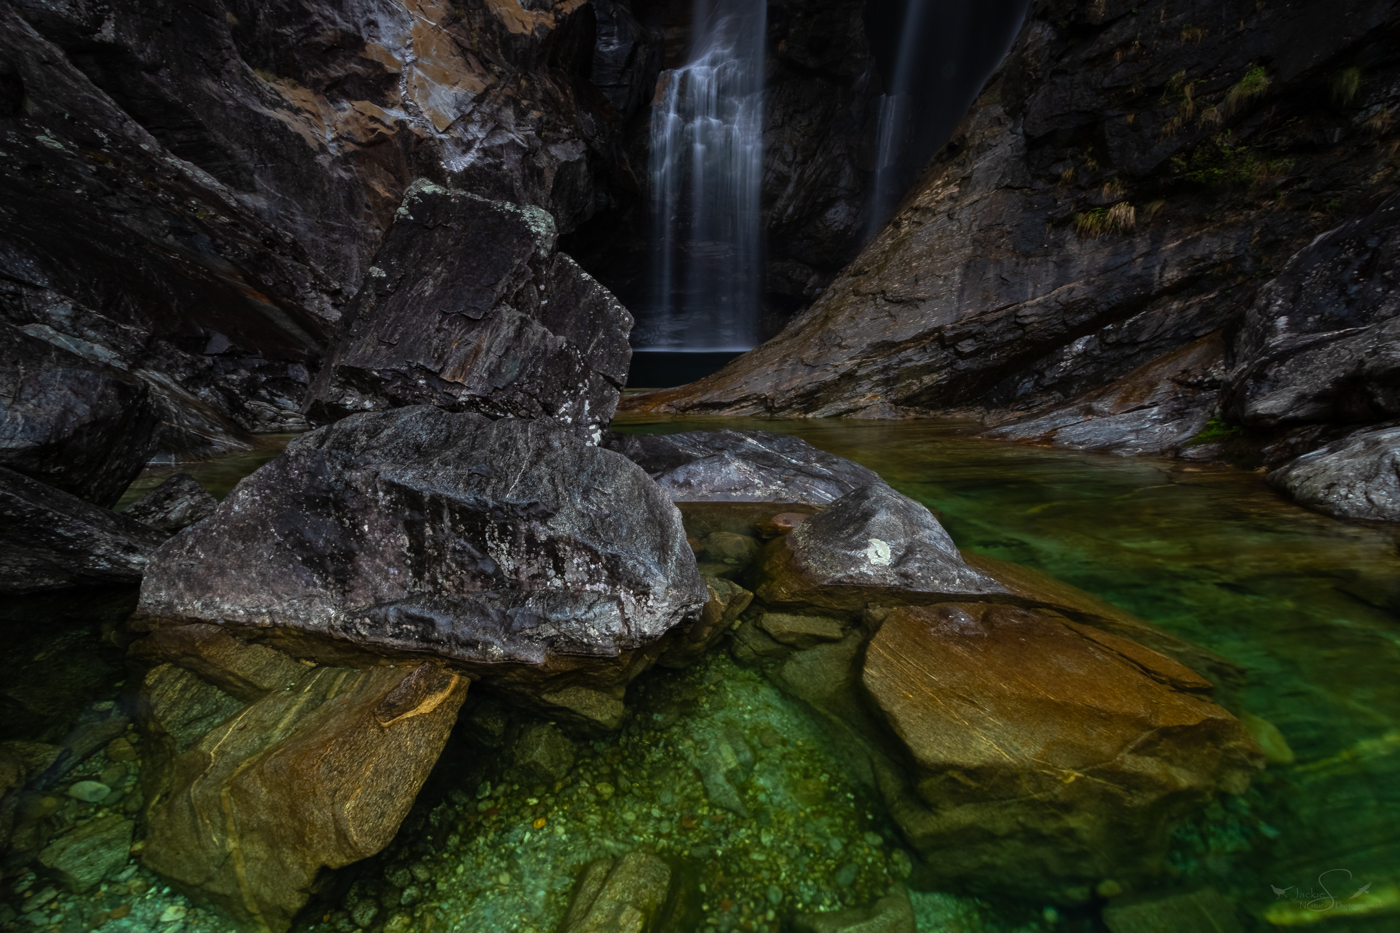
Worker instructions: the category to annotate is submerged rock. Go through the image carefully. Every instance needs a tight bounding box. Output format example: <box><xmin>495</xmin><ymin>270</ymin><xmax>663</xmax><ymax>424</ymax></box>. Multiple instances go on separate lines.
<box><xmin>1269</xmin><ymin>422</ymin><xmax>1400</xmax><ymax>521</ymax></box>
<box><xmin>137</xmin><ymin>629</ymin><xmax>468</xmax><ymax>933</ymax></box>
<box><xmin>0</xmin><ymin>322</ymin><xmax>163</xmax><ymax>507</ymax></box>
<box><xmin>37</xmin><ymin>812</ymin><xmax>134</xmax><ymax>894</ymax></box>
<box><xmin>862</xmin><ymin>604</ymin><xmax>1263</xmax><ymax>902</ymax></box>
<box><xmin>306</xmin><ymin>182</ymin><xmax>632</xmax><ymax>440</ymax></box>
<box><xmin>119</xmin><ymin>474</ymin><xmax>219</xmax><ymax>535</ymax></box>
<box><xmin>756</xmin><ymin>484</ymin><xmax>1007</xmax><ymax>611</ymax></box>
<box><xmin>792</xmin><ymin>885</ymin><xmax>915</xmax><ymax>933</ymax></box>
<box><xmin>0</xmin><ymin>466</ymin><xmax>166</xmax><ymax>594</ymax></box>
<box><xmin>135</xmin><ymin>406</ymin><xmax>707</xmax><ymax>700</ymax></box>
<box><xmin>557</xmin><ymin>850</ymin><xmax>681</xmax><ymax>933</ymax></box>
<box><xmin>607</xmin><ymin>430</ymin><xmax>883</xmax><ymax>504</ymax></box>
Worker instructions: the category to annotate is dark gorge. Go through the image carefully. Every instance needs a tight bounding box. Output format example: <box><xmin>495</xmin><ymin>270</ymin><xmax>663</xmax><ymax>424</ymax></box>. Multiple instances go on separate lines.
<box><xmin>2</xmin><ymin>2</ymin><xmax>1399</xmax><ymax>933</ymax></box>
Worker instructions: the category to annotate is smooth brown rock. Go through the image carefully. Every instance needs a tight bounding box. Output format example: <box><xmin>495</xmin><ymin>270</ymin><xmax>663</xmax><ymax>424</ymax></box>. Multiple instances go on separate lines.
<box><xmin>862</xmin><ymin>604</ymin><xmax>1264</xmax><ymax>902</ymax></box>
<box><xmin>140</xmin><ymin>652</ymin><xmax>467</xmax><ymax>932</ymax></box>
<box><xmin>757</xmin><ymin>512</ymin><xmax>810</xmax><ymax>538</ymax></box>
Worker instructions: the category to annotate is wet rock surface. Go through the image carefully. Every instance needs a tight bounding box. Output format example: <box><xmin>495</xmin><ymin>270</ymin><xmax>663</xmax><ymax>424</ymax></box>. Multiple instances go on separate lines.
<box><xmin>626</xmin><ymin>0</ymin><xmax>1400</xmax><ymax>450</ymax></box>
<box><xmin>756</xmin><ymin>483</ymin><xmax>1008</xmax><ymax>611</ymax></box>
<box><xmin>606</xmin><ymin>430</ymin><xmax>884</xmax><ymax>504</ymax></box>
<box><xmin>306</xmin><ymin>182</ymin><xmax>632</xmax><ymax>439</ymax></box>
<box><xmin>556</xmin><ymin>850</ymin><xmax>680</xmax><ymax>933</ymax></box>
<box><xmin>0</xmin><ymin>467</ymin><xmax>166</xmax><ymax>595</ymax></box>
<box><xmin>137</xmin><ymin>636</ymin><xmax>468</xmax><ymax>933</ymax></box>
<box><xmin>1269</xmin><ymin>422</ymin><xmax>1400</xmax><ymax>521</ymax></box>
<box><xmin>862</xmin><ymin>604</ymin><xmax>1263</xmax><ymax>902</ymax></box>
<box><xmin>118</xmin><ymin>474</ymin><xmax>218</xmax><ymax>536</ymax></box>
<box><xmin>0</xmin><ymin>323</ymin><xmax>163</xmax><ymax>507</ymax></box>
<box><xmin>136</xmin><ymin>406</ymin><xmax>707</xmax><ymax>678</ymax></box>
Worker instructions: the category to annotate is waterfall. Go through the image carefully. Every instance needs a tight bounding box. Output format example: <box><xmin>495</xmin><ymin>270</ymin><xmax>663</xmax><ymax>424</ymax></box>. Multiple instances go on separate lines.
<box><xmin>869</xmin><ymin>0</ymin><xmax>931</xmax><ymax>235</ymax></box>
<box><xmin>644</xmin><ymin>0</ymin><xmax>766</xmax><ymax>352</ymax></box>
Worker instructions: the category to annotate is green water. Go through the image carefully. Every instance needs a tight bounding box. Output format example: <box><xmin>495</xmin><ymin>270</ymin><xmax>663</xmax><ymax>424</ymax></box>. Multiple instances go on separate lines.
<box><xmin>5</xmin><ymin>419</ymin><xmax>1399</xmax><ymax>933</ymax></box>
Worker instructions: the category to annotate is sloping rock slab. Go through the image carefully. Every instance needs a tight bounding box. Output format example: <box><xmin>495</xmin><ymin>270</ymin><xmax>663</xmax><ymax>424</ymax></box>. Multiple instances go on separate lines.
<box><xmin>756</xmin><ymin>484</ymin><xmax>1007</xmax><ymax>611</ymax></box>
<box><xmin>136</xmin><ymin>406</ymin><xmax>707</xmax><ymax>669</ymax></box>
<box><xmin>1269</xmin><ymin>422</ymin><xmax>1400</xmax><ymax>521</ymax></box>
<box><xmin>120</xmin><ymin>473</ymin><xmax>218</xmax><ymax>535</ymax></box>
<box><xmin>306</xmin><ymin>181</ymin><xmax>632</xmax><ymax>440</ymax></box>
<box><xmin>1</xmin><ymin>466</ymin><xmax>166</xmax><ymax>594</ymax></box>
<box><xmin>606</xmin><ymin>430</ymin><xmax>883</xmax><ymax>504</ymax></box>
<box><xmin>1</xmin><ymin>322</ymin><xmax>162</xmax><ymax>507</ymax></box>
<box><xmin>140</xmin><ymin>653</ymin><xmax>467</xmax><ymax>932</ymax></box>
<box><xmin>863</xmin><ymin>604</ymin><xmax>1263</xmax><ymax>902</ymax></box>
<box><xmin>557</xmin><ymin>850</ymin><xmax>684</xmax><ymax>933</ymax></box>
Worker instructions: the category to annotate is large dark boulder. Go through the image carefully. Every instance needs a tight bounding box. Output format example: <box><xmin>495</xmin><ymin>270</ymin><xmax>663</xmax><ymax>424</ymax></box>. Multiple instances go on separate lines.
<box><xmin>0</xmin><ymin>322</ymin><xmax>162</xmax><ymax>507</ymax></box>
<box><xmin>135</xmin><ymin>406</ymin><xmax>707</xmax><ymax>706</ymax></box>
<box><xmin>606</xmin><ymin>429</ymin><xmax>884</xmax><ymax>504</ymax></box>
<box><xmin>0</xmin><ymin>466</ymin><xmax>166</xmax><ymax>595</ymax></box>
<box><xmin>1226</xmin><ymin>193</ymin><xmax>1400</xmax><ymax>428</ymax></box>
<box><xmin>1269</xmin><ymin>422</ymin><xmax>1400</xmax><ymax>521</ymax></box>
<box><xmin>306</xmin><ymin>182</ymin><xmax>632</xmax><ymax>440</ymax></box>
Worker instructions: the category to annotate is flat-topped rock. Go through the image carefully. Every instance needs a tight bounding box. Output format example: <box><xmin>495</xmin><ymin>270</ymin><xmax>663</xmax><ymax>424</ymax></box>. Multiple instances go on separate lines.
<box><xmin>306</xmin><ymin>182</ymin><xmax>632</xmax><ymax>441</ymax></box>
<box><xmin>136</xmin><ymin>406</ymin><xmax>707</xmax><ymax>672</ymax></box>
<box><xmin>606</xmin><ymin>430</ymin><xmax>883</xmax><ymax>504</ymax></box>
<box><xmin>863</xmin><ymin>604</ymin><xmax>1263</xmax><ymax>902</ymax></box>
<box><xmin>756</xmin><ymin>483</ymin><xmax>1007</xmax><ymax>611</ymax></box>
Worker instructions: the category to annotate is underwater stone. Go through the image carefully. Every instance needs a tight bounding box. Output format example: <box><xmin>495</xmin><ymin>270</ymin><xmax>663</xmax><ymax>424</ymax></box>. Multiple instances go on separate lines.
<box><xmin>514</xmin><ymin>723</ymin><xmax>578</xmax><ymax>785</ymax></box>
<box><xmin>65</xmin><ymin>780</ymin><xmax>110</xmax><ymax>803</ymax></box>
<box><xmin>862</xmin><ymin>604</ymin><xmax>1265</xmax><ymax>903</ymax></box>
<box><xmin>557</xmin><ymin>850</ymin><xmax>678</xmax><ymax>933</ymax></box>
<box><xmin>37</xmin><ymin>813</ymin><xmax>133</xmax><ymax>893</ymax></box>
<box><xmin>793</xmin><ymin>884</ymin><xmax>915</xmax><ymax>933</ymax></box>
<box><xmin>1101</xmin><ymin>887</ymin><xmax>1243</xmax><ymax>933</ymax></box>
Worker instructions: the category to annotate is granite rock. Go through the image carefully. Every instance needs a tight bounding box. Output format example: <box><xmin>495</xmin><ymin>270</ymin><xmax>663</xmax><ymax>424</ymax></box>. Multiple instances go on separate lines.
<box><xmin>120</xmin><ymin>474</ymin><xmax>219</xmax><ymax>535</ymax></box>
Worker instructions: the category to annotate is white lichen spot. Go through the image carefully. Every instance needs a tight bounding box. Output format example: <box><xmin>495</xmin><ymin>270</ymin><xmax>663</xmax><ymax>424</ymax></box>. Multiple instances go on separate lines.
<box><xmin>865</xmin><ymin>538</ymin><xmax>892</xmax><ymax>566</ymax></box>
<box><xmin>35</xmin><ymin>135</ymin><xmax>65</xmax><ymax>150</ymax></box>
<box><xmin>369</xmin><ymin>266</ymin><xmax>387</xmax><ymax>278</ymax></box>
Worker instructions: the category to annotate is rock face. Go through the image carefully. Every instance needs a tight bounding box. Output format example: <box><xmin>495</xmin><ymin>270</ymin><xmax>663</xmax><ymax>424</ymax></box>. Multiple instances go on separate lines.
<box><xmin>306</xmin><ymin>182</ymin><xmax>632</xmax><ymax>439</ymax></box>
<box><xmin>756</xmin><ymin>484</ymin><xmax>1008</xmax><ymax>611</ymax></box>
<box><xmin>135</xmin><ymin>624</ymin><xmax>468</xmax><ymax>933</ymax></box>
<box><xmin>1269</xmin><ymin>423</ymin><xmax>1400</xmax><ymax>521</ymax></box>
<box><xmin>0</xmin><ymin>467</ymin><xmax>166</xmax><ymax>595</ymax></box>
<box><xmin>1226</xmin><ymin>193</ymin><xmax>1400</xmax><ymax>429</ymax></box>
<box><xmin>862</xmin><ymin>604</ymin><xmax>1263</xmax><ymax>902</ymax></box>
<box><xmin>0</xmin><ymin>323</ymin><xmax>163</xmax><ymax>507</ymax></box>
<box><xmin>120</xmin><ymin>474</ymin><xmax>219</xmax><ymax>535</ymax></box>
<box><xmin>136</xmin><ymin>405</ymin><xmax>707</xmax><ymax>677</ymax></box>
<box><xmin>627</xmin><ymin>0</ymin><xmax>1400</xmax><ymax>444</ymax></box>
<box><xmin>606</xmin><ymin>430</ymin><xmax>883</xmax><ymax>504</ymax></box>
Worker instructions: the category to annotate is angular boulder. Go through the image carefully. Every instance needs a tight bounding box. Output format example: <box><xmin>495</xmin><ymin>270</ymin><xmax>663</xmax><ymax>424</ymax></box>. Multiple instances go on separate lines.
<box><xmin>136</xmin><ymin>630</ymin><xmax>468</xmax><ymax>933</ymax></box>
<box><xmin>606</xmin><ymin>430</ymin><xmax>883</xmax><ymax>504</ymax></box>
<box><xmin>306</xmin><ymin>181</ymin><xmax>632</xmax><ymax>441</ymax></box>
<box><xmin>119</xmin><ymin>473</ymin><xmax>219</xmax><ymax>535</ymax></box>
<box><xmin>1</xmin><ymin>466</ymin><xmax>166</xmax><ymax>594</ymax></box>
<box><xmin>136</xmin><ymin>406</ymin><xmax>708</xmax><ymax>684</ymax></box>
<box><xmin>1268</xmin><ymin>422</ymin><xmax>1400</xmax><ymax>521</ymax></box>
<box><xmin>862</xmin><ymin>604</ymin><xmax>1264</xmax><ymax>902</ymax></box>
<box><xmin>557</xmin><ymin>850</ymin><xmax>681</xmax><ymax>933</ymax></box>
<box><xmin>37</xmin><ymin>812</ymin><xmax>134</xmax><ymax>893</ymax></box>
<box><xmin>756</xmin><ymin>483</ymin><xmax>1007</xmax><ymax>611</ymax></box>
<box><xmin>0</xmin><ymin>322</ymin><xmax>162</xmax><ymax>507</ymax></box>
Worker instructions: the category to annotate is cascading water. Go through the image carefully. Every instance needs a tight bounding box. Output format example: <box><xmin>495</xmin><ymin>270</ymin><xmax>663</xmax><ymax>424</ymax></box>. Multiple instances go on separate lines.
<box><xmin>870</xmin><ymin>0</ymin><xmax>931</xmax><ymax>232</ymax></box>
<box><xmin>644</xmin><ymin>0</ymin><xmax>766</xmax><ymax>352</ymax></box>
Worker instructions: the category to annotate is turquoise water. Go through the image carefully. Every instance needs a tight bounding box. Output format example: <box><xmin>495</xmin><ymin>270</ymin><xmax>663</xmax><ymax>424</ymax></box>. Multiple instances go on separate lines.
<box><xmin>5</xmin><ymin>419</ymin><xmax>1398</xmax><ymax>932</ymax></box>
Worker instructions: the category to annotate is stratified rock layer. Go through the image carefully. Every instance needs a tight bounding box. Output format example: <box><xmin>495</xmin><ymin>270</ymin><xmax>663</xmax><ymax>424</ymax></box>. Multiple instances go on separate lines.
<box><xmin>1</xmin><ymin>466</ymin><xmax>166</xmax><ymax>595</ymax></box>
<box><xmin>606</xmin><ymin>430</ymin><xmax>883</xmax><ymax>504</ymax></box>
<box><xmin>306</xmin><ymin>182</ymin><xmax>631</xmax><ymax>439</ymax></box>
<box><xmin>136</xmin><ymin>406</ymin><xmax>707</xmax><ymax>671</ymax></box>
<box><xmin>862</xmin><ymin>604</ymin><xmax>1263</xmax><ymax>902</ymax></box>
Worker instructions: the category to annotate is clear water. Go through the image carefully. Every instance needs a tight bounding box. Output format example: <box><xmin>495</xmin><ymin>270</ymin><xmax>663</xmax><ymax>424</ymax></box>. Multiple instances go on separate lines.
<box><xmin>5</xmin><ymin>419</ymin><xmax>1398</xmax><ymax>933</ymax></box>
